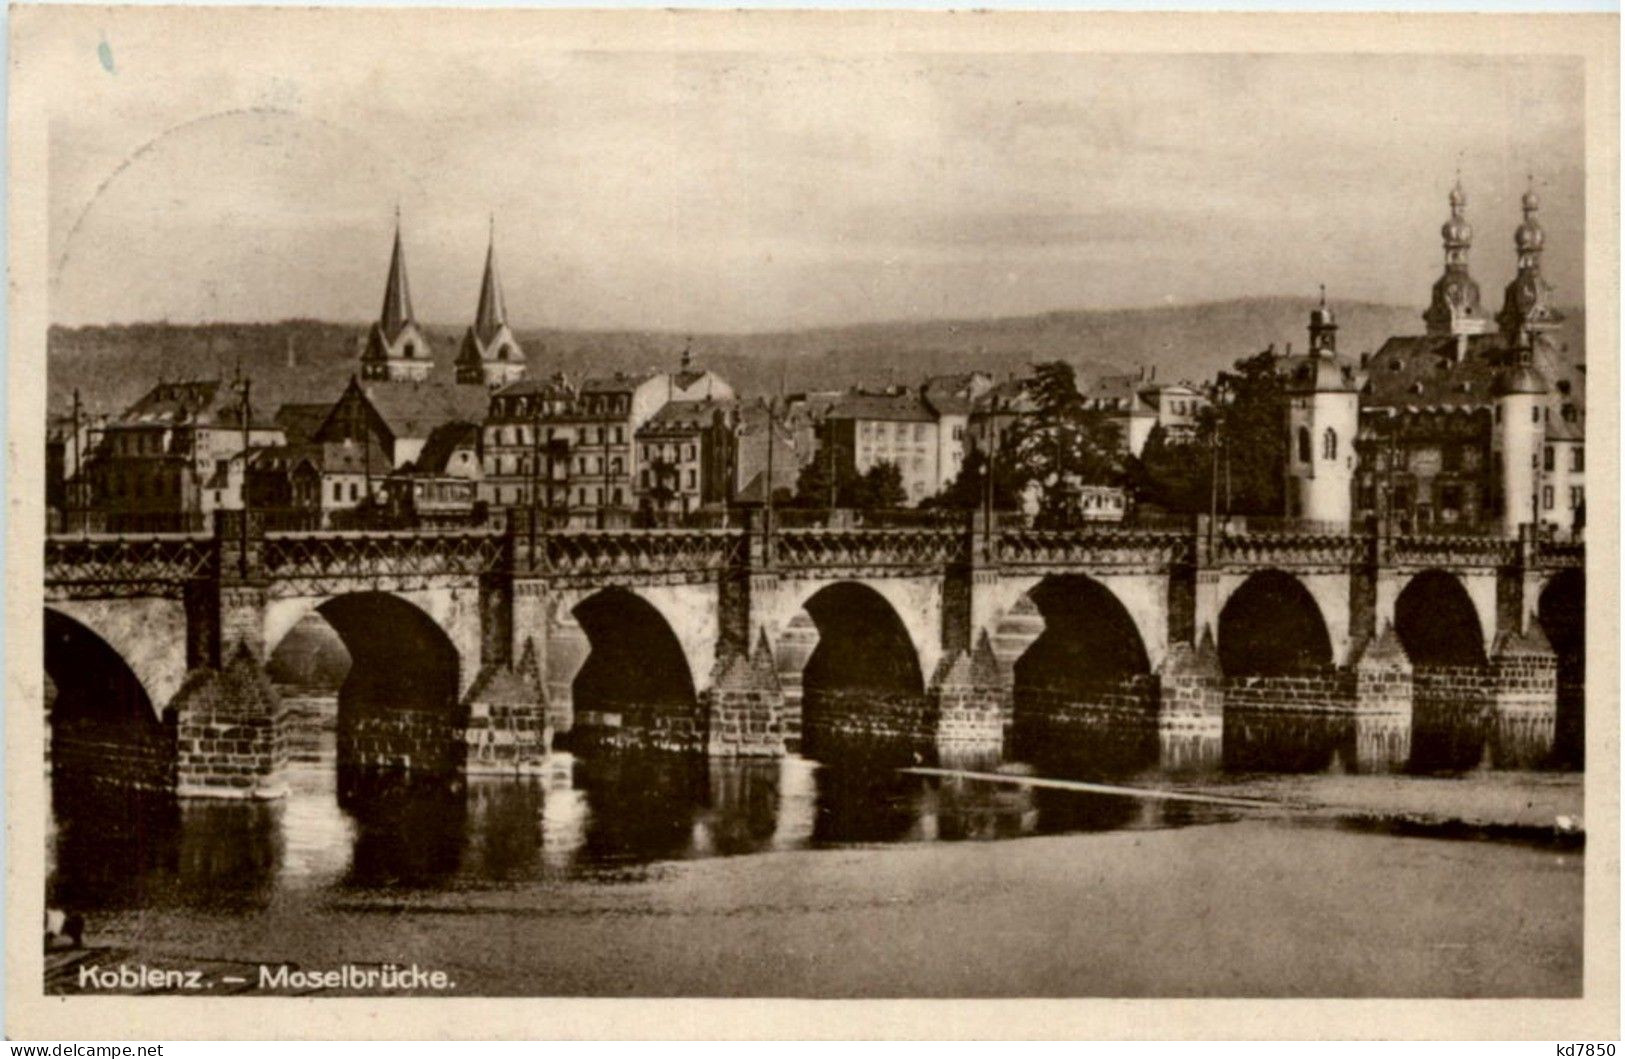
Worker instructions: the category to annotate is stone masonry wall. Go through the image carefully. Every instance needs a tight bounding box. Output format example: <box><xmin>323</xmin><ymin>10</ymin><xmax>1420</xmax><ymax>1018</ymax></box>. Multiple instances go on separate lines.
<box><xmin>173</xmin><ymin>646</ymin><xmax>291</xmax><ymax>798</ymax></box>
<box><xmin>1487</xmin><ymin>651</ymin><xmax>1558</xmax><ymax>768</ymax></box>
<box><xmin>50</xmin><ymin>717</ymin><xmax>177</xmax><ymax>792</ymax></box>
<box><xmin>1409</xmin><ymin>664</ymin><xmax>1491</xmax><ymax>770</ymax></box>
<box><xmin>802</xmin><ymin>686</ymin><xmax>938</xmax><ymax>756</ymax></box>
<box><xmin>338</xmin><ymin>708</ymin><xmax>467</xmax><ymax>774</ymax></box>
<box><xmin>1222</xmin><ymin>668</ymin><xmax>1355</xmax><ymax>716</ymax></box>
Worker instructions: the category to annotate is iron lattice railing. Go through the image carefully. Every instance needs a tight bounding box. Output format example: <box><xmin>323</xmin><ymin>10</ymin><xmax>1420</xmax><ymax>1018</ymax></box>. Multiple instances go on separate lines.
<box><xmin>995</xmin><ymin>526</ymin><xmax>1192</xmax><ymax>570</ymax></box>
<box><xmin>541</xmin><ymin>529</ymin><xmax>746</xmax><ymax>585</ymax></box>
<box><xmin>44</xmin><ymin>532</ymin><xmax>216</xmax><ymax>599</ymax></box>
<box><xmin>772</xmin><ymin>527</ymin><xmax>965</xmax><ymax>572</ymax></box>
<box><xmin>260</xmin><ymin>529</ymin><xmax>506</xmax><ymax>596</ymax></box>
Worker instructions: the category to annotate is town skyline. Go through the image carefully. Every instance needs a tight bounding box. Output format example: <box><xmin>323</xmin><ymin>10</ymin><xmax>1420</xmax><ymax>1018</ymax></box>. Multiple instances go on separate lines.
<box><xmin>43</xmin><ymin>9</ymin><xmax>1585</xmax><ymax>332</ymax></box>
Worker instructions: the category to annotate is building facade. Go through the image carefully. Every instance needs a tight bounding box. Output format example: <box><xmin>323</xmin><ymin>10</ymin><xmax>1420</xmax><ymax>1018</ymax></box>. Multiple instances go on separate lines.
<box><xmin>1305</xmin><ymin>178</ymin><xmax>1584</xmax><ymax>535</ymax></box>
<box><xmin>85</xmin><ymin>379</ymin><xmax>283</xmax><ymax>531</ymax></box>
<box><xmin>635</xmin><ymin>399</ymin><xmax>738</xmax><ymax>516</ymax></box>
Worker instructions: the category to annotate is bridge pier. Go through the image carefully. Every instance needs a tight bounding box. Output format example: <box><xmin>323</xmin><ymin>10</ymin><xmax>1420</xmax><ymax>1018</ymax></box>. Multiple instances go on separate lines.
<box><xmin>1221</xmin><ymin>622</ymin><xmax>1413</xmax><ymax>776</ymax></box>
<box><xmin>1486</xmin><ymin>626</ymin><xmax>1559</xmax><ymax>768</ymax></box>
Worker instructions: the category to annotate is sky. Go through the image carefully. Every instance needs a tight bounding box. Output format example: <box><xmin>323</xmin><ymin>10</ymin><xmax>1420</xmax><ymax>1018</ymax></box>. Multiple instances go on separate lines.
<box><xmin>39</xmin><ymin>11</ymin><xmax>1587</xmax><ymax>332</ymax></box>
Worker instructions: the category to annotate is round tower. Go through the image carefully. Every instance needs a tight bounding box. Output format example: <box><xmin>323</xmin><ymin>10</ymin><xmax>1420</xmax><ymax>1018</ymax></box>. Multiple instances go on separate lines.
<box><xmin>1284</xmin><ymin>290</ymin><xmax>1361</xmax><ymax>525</ymax></box>
<box><xmin>1492</xmin><ymin>343</ymin><xmax>1550</xmax><ymax>534</ymax></box>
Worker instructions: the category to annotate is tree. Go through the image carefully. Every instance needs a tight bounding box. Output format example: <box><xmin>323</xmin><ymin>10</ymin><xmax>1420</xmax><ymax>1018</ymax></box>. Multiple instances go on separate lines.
<box><xmin>791</xmin><ymin>452</ymin><xmax>906</xmax><ymax>510</ymax></box>
<box><xmin>1001</xmin><ymin>361</ymin><xmax>1126</xmax><ymax>526</ymax></box>
<box><xmin>927</xmin><ymin>445</ymin><xmax>1025</xmax><ymax>511</ymax></box>
<box><xmin>791</xmin><ymin>450</ymin><xmax>858</xmax><ymax>508</ymax></box>
<box><xmin>1124</xmin><ymin>346</ymin><xmax>1288</xmax><ymax>518</ymax></box>
<box><xmin>853</xmin><ymin>461</ymin><xmax>907</xmax><ymax>510</ymax></box>
<box><xmin>1126</xmin><ymin>422</ymin><xmax>1211</xmax><ymax>514</ymax></box>
<box><xmin>1211</xmin><ymin>346</ymin><xmax>1287</xmax><ymax>516</ymax></box>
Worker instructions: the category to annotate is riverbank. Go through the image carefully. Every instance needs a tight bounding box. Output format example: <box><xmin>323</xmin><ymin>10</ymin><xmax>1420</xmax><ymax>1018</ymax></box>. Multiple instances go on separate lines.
<box><xmin>1173</xmin><ymin>769</ymin><xmax>1583</xmax><ymax>837</ymax></box>
<box><xmin>49</xmin><ymin>815</ymin><xmax>1581</xmax><ymax>998</ymax></box>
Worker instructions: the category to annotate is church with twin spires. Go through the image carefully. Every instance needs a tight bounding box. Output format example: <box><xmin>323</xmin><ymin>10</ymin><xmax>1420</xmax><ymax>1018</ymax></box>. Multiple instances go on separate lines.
<box><xmin>1283</xmin><ymin>177</ymin><xmax>1584</xmax><ymax>536</ymax></box>
<box><xmin>359</xmin><ymin>215</ymin><xmax>528</xmax><ymax>390</ymax></box>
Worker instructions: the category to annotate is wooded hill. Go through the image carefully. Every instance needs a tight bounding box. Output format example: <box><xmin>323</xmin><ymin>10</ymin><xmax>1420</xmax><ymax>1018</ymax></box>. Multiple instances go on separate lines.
<box><xmin>48</xmin><ymin>297</ymin><xmax>1585</xmax><ymax>416</ymax></box>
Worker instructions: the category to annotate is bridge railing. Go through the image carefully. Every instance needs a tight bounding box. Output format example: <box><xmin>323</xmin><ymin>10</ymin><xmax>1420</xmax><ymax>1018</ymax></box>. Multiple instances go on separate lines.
<box><xmin>260</xmin><ymin>527</ymin><xmax>507</xmax><ymax>587</ymax></box>
<box><xmin>541</xmin><ymin>529</ymin><xmax>746</xmax><ymax>582</ymax></box>
<box><xmin>772</xmin><ymin>526</ymin><xmax>965</xmax><ymax>569</ymax></box>
<box><xmin>45</xmin><ymin>532</ymin><xmax>217</xmax><ymax>597</ymax></box>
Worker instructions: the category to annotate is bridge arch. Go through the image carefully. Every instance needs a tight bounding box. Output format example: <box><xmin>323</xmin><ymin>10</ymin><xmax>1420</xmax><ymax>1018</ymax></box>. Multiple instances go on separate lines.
<box><xmin>1538</xmin><ymin>568</ymin><xmax>1584</xmax><ymax>766</ymax></box>
<box><xmin>1394</xmin><ymin>570</ymin><xmax>1486</xmax><ymax>668</ymax></box>
<box><xmin>1217</xmin><ymin>570</ymin><xmax>1333</xmax><ymax>676</ymax></box>
<box><xmin>45</xmin><ymin>607</ymin><xmax>176</xmax><ymax>790</ymax></box>
<box><xmin>266</xmin><ymin>593</ymin><xmax>466</xmax><ymax>774</ymax></box>
<box><xmin>44</xmin><ymin>597</ymin><xmax>189</xmax><ymax>716</ymax></box>
<box><xmin>569</xmin><ymin>587</ymin><xmax>702</xmax><ymax>749</ymax></box>
<box><xmin>1004</xmin><ymin>575</ymin><xmax>1156</xmax><ymax>772</ymax></box>
<box><xmin>790</xmin><ymin>581</ymin><xmax>929</xmax><ymax>759</ymax></box>
<box><xmin>1394</xmin><ymin>569</ymin><xmax>1490</xmax><ymax>772</ymax></box>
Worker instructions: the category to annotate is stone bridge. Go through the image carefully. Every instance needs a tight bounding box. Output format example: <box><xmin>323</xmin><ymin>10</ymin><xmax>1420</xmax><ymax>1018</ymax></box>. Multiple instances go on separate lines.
<box><xmin>43</xmin><ymin>513</ymin><xmax>1585</xmax><ymax>796</ymax></box>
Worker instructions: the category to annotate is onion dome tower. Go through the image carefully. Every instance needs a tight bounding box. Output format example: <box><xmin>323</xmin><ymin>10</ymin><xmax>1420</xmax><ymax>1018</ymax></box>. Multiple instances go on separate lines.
<box><xmin>360</xmin><ymin>211</ymin><xmax>434</xmax><ymax>382</ymax></box>
<box><xmin>1423</xmin><ymin>178</ymin><xmax>1489</xmax><ymax>337</ymax></box>
<box><xmin>456</xmin><ymin>218</ymin><xmax>527</xmax><ymax>388</ymax></box>
<box><xmin>1497</xmin><ymin>177</ymin><xmax>1565</xmax><ymax>346</ymax></box>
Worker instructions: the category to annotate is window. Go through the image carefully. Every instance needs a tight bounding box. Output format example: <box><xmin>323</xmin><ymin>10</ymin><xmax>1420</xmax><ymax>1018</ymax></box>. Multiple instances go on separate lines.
<box><xmin>404</xmin><ymin>342</ymin><xmax>416</xmax><ymax>359</ymax></box>
<box><xmin>1543</xmin><ymin>485</ymin><xmax>1554</xmax><ymax>511</ymax></box>
<box><xmin>1322</xmin><ymin>428</ymin><xmax>1337</xmax><ymax>461</ymax></box>
<box><xmin>1573</xmin><ymin>447</ymin><xmax>1584</xmax><ymax>472</ymax></box>
<box><xmin>952</xmin><ymin>425</ymin><xmax>964</xmax><ymax>441</ymax></box>
<box><xmin>333</xmin><ymin>482</ymin><xmax>342</xmax><ymax>502</ymax></box>
<box><xmin>1544</xmin><ymin>446</ymin><xmax>1555</xmax><ymax>472</ymax></box>
<box><xmin>685</xmin><ymin>469</ymin><xmax>696</xmax><ymax>489</ymax></box>
<box><xmin>1532</xmin><ymin>406</ymin><xmax>1541</xmax><ymax>423</ymax></box>
<box><xmin>350</xmin><ymin>482</ymin><xmax>359</xmax><ymax>502</ymax></box>
<box><xmin>1297</xmin><ymin>426</ymin><xmax>1311</xmax><ymax>463</ymax></box>
<box><xmin>1571</xmin><ymin>486</ymin><xmax>1584</xmax><ymax>510</ymax></box>
<box><xmin>1441</xmin><ymin>485</ymin><xmax>1463</xmax><ymax>511</ymax></box>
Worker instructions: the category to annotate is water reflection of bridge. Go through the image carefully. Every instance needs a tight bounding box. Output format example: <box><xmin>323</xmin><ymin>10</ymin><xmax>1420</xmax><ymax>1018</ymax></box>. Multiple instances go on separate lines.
<box><xmin>44</xmin><ymin>514</ymin><xmax>1584</xmax><ymax>798</ymax></box>
<box><xmin>50</xmin><ymin>754</ymin><xmax>1246</xmax><ymax>914</ymax></box>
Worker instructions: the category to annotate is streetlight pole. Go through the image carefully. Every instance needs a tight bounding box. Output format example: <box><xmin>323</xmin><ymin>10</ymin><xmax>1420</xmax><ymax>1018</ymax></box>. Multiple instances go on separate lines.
<box><xmin>764</xmin><ymin>397</ymin><xmax>776</xmax><ymax>535</ymax></box>
<box><xmin>237</xmin><ymin>371</ymin><xmax>251</xmax><ymax>577</ymax></box>
<box><xmin>70</xmin><ymin>388</ymin><xmax>82</xmax><ymax>535</ymax></box>
<box><xmin>530</xmin><ymin>395</ymin><xmax>542</xmax><ymax>564</ymax></box>
<box><xmin>983</xmin><ymin>396</ymin><xmax>1001</xmax><ymax>538</ymax></box>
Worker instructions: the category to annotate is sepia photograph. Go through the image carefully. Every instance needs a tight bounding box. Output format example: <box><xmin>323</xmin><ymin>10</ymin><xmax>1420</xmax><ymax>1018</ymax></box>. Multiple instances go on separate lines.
<box><xmin>5</xmin><ymin>4</ymin><xmax>1618</xmax><ymax>1041</ymax></box>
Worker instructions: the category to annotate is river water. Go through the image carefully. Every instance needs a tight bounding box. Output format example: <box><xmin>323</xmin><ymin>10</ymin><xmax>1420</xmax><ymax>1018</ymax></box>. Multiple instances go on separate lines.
<box><xmin>46</xmin><ymin>735</ymin><xmax>1584</xmax><ymax>998</ymax></box>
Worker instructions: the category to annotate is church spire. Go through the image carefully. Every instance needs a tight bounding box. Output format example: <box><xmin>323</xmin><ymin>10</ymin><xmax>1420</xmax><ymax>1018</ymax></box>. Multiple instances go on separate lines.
<box><xmin>473</xmin><ymin>215</ymin><xmax>508</xmax><ymax>345</ymax></box>
<box><xmin>379</xmin><ymin>207</ymin><xmax>416</xmax><ymax>341</ymax></box>
<box><xmin>360</xmin><ymin>209</ymin><xmax>432</xmax><ymax>382</ymax></box>
<box><xmin>1423</xmin><ymin>175</ymin><xmax>1488</xmax><ymax>337</ymax></box>
<box><xmin>456</xmin><ymin>215</ymin><xmax>527</xmax><ymax>388</ymax></box>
